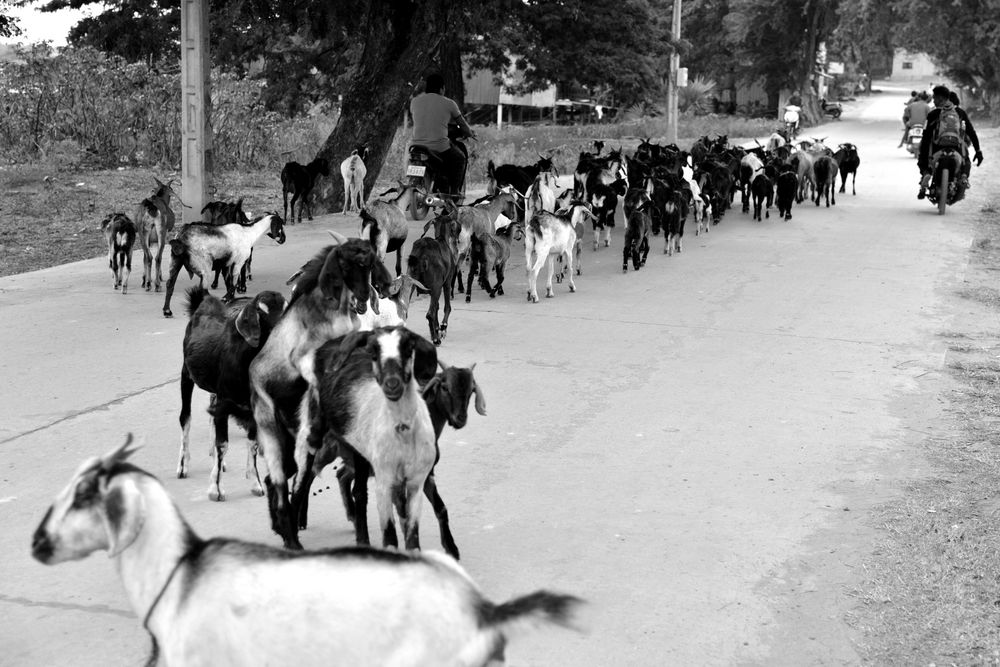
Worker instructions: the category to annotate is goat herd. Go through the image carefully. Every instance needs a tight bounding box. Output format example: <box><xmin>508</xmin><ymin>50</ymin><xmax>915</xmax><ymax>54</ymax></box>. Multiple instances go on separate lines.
<box><xmin>34</xmin><ymin>131</ymin><xmax>862</xmax><ymax>666</ymax></box>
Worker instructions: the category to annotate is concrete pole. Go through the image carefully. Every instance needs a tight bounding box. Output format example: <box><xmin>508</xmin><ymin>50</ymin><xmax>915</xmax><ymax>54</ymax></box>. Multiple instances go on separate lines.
<box><xmin>497</xmin><ymin>103</ymin><xmax>503</xmax><ymax>131</ymax></box>
<box><xmin>180</xmin><ymin>0</ymin><xmax>212</xmax><ymax>224</ymax></box>
<box><xmin>665</xmin><ymin>0</ymin><xmax>681</xmax><ymax>145</ymax></box>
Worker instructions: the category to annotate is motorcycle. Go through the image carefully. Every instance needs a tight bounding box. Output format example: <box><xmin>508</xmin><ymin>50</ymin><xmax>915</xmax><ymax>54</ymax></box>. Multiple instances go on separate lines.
<box><xmin>925</xmin><ymin>148</ymin><xmax>965</xmax><ymax>215</ymax></box>
<box><xmin>405</xmin><ymin>124</ymin><xmax>469</xmax><ymax>221</ymax></box>
<box><xmin>820</xmin><ymin>98</ymin><xmax>843</xmax><ymax>119</ymax></box>
<box><xmin>905</xmin><ymin>124</ymin><xmax>923</xmax><ymax>158</ymax></box>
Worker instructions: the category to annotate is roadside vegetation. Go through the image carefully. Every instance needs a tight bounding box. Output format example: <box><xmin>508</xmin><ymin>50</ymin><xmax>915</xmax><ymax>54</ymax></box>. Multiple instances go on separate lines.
<box><xmin>850</xmin><ymin>131</ymin><xmax>1000</xmax><ymax>664</ymax></box>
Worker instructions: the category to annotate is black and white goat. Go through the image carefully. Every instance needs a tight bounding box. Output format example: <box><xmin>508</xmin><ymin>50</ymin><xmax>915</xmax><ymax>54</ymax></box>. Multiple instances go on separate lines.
<box><xmin>32</xmin><ymin>437</ymin><xmax>582</xmax><ymax>667</ymax></box>
<box><xmin>201</xmin><ymin>198</ymin><xmax>254</xmax><ymax>292</ymax></box>
<box><xmin>100</xmin><ymin>212</ymin><xmax>136</xmax><ymax>294</ymax></box>
<box><xmin>355</xmin><ymin>274</ymin><xmax>426</xmax><ymax>330</ymax></box>
<box><xmin>250</xmin><ymin>236</ymin><xmax>392</xmax><ymax>549</ymax></box>
<box><xmin>162</xmin><ymin>213</ymin><xmax>286</xmax><ymax>318</ymax></box>
<box><xmin>294</xmin><ymin>326</ymin><xmax>438</xmax><ymax>553</ymax></box>
<box><xmin>340</xmin><ymin>146</ymin><xmax>368</xmax><ymax>213</ymax></box>
<box><xmin>178</xmin><ymin>286</ymin><xmax>287</xmax><ymax>501</ymax></box>
<box><xmin>281</xmin><ymin>157</ymin><xmax>330</xmax><ymax>224</ymax></box>
<box><xmin>301</xmin><ymin>361</ymin><xmax>487</xmax><ymax>560</ymax></box>
<box><xmin>834</xmin><ymin>143</ymin><xmax>860</xmax><ymax>195</ymax></box>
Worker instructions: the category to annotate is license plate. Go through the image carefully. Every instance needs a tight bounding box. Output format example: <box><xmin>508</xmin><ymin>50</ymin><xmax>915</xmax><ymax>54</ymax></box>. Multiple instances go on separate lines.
<box><xmin>406</xmin><ymin>165</ymin><xmax>426</xmax><ymax>177</ymax></box>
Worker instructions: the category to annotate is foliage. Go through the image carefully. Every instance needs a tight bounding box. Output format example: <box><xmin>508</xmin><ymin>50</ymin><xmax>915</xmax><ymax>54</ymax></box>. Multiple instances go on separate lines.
<box><xmin>828</xmin><ymin>0</ymin><xmax>895</xmax><ymax>80</ymax></box>
<box><xmin>678</xmin><ymin>76</ymin><xmax>717</xmax><ymax>114</ymax></box>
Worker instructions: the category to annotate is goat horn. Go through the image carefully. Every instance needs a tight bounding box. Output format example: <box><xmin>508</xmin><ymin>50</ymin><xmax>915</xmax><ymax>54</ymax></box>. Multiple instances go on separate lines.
<box><xmin>100</xmin><ymin>432</ymin><xmax>141</xmax><ymax>470</ymax></box>
<box><xmin>472</xmin><ymin>380</ymin><xmax>487</xmax><ymax>416</ymax></box>
<box><xmin>421</xmin><ymin>376</ymin><xmax>441</xmax><ymax>397</ymax></box>
<box><xmin>327</xmin><ymin>230</ymin><xmax>349</xmax><ymax>245</ymax></box>
<box><xmin>406</xmin><ymin>276</ymin><xmax>427</xmax><ymax>292</ymax></box>
<box><xmin>437</xmin><ymin>359</ymin><xmax>451</xmax><ymax>371</ymax></box>
<box><xmin>285</xmin><ymin>268</ymin><xmax>304</xmax><ymax>285</ymax></box>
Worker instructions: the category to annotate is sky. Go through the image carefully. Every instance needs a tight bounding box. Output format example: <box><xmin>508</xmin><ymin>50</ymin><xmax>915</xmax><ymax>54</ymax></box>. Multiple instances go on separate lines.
<box><xmin>2</xmin><ymin>1</ymin><xmax>98</xmax><ymax>47</ymax></box>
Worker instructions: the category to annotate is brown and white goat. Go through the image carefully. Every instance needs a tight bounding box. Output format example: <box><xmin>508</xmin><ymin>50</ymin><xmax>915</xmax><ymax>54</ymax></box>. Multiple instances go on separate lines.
<box><xmin>136</xmin><ymin>177</ymin><xmax>182</xmax><ymax>293</ymax></box>
<box><xmin>32</xmin><ymin>437</ymin><xmax>582</xmax><ymax>667</ymax></box>
<box><xmin>467</xmin><ymin>220</ymin><xmax>524</xmax><ymax>300</ymax></box>
<box><xmin>201</xmin><ymin>198</ymin><xmax>254</xmax><ymax>291</ymax></box>
<box><xmin>407</xmin><ymin>211</ymin><xmax>461</xmax><ymax>345</ymax></box>
<box><xmin>162</xmin><ymin>213</ymin><xmax>286</xmax><ymax>318</ymax></box>
<box><xmin>359</xmin><ymin>183</ymin><xmax>413</xmax><ymax>276</ymax></box>
<box><xmin>100</xmin><ymin>212</ymin><xmax>136</xmax><ymax>294</ymax></box>
<box><xmin>340</xmin><ymin>147</ymin><xmax>368</xmax><ymax>214</ymax></box>
<box><xmin>249</xmin><ymin>236</ymin><xmax>392</xmax><ymax>549</ymax></box>
<box><xmin>178</xmin><ymin>286</ymin><xmax>287</xmax><ymax>501</ymax></box>
<box><xmin>525</xmin><ymin>204</ymin><xmax>593</xmax><ymax>302</ymax></box>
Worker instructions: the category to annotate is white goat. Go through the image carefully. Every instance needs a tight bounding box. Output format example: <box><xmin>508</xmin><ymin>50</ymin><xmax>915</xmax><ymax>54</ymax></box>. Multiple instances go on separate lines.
<box><xmin>355</xmin><ymin>274</ymin><xmax>426</xmax><ymax>330</ymax></box>
<box><xmin>525</xmin><ymin>204</ymin><xmax>593</xmax><ymax>303</ymax></box>
<box><xmin>32</xmin><ymin>436</ymin><xmax>583</xmax><ymax>667</ymax></box>
<box><xmin>340</xmin><ymin>147</ymin><xmax>368</xmax><ymax>214</ymax></box>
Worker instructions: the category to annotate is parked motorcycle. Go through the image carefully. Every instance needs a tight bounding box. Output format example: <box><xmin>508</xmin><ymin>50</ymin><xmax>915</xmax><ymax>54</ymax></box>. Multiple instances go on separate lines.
<box><xmin>405</xmin><ymin>124</ymin><xmax>469</xmax><ymax>221</ymax></box>
<box><xmin>925</xmin><ymin>148</ymin><xmax>965</xmax><ymax>215</ymax></box>
<box><xmin>819</xmin><ymin>98</ymin><xmax>843</xmax><ymax>119</ymax></box>
<box><xmin>905</xmin><ymin>124</ymin><xmax>923</xmax><ymax>158</ymax></box>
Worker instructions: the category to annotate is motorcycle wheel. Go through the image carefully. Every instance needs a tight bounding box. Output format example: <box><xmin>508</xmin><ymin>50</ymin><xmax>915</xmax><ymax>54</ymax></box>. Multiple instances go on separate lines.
<box><xmin>938</xmin><ymin>168</ymin><xmax>949</xmax><ymax>215</ymax></box>
<box><xmin>832</xmin><ymin>109</ymin><xmax>842</xmax><ymax>120</ymax></box>
<box><xmin>409</xmin><ymin>175</ymin><xmax>433</xmax><ymax>221</ymax></box>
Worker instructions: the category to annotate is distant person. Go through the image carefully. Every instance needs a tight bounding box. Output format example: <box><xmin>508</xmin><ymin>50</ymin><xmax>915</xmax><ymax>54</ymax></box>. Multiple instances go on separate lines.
<box><xmin>410</xmin><ymin>72</ymin><xmax>476</xmax><ymax>194</ymax></box>
<box><xmin>899</xmin><ymin>91</ymin><xmax>931</xmax><ymax>148</ymax></box>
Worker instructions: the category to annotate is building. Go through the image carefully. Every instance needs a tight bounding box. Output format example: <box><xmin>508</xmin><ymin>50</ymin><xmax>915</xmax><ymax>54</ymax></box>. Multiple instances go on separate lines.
<box><xmin>890</xmin><ymin>50</ymin><xmax>941</xmax><ymax>82</ymax></box>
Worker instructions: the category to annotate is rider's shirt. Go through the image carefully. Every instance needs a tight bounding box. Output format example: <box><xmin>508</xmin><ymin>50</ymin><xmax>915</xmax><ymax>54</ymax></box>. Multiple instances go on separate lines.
<box><xmin>411</xmin><ymin>92</ymin><xmax>461</xmax><ymax>152</ymax></box>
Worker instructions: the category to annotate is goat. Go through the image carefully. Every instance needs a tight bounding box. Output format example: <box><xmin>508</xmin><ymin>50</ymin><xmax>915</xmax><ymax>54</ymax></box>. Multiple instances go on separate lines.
<box><xmin>355</xmin><ymin>274</ymin><xmax>426</xmax><ymax>330</ymax></box>
<box><xmin>100</xmin><ymin>212</ymin><xmax>136</xmax><ymax>294</ymax></box>
<box><xmin>302</xmin><ymin>361</ymin><xmax>486</xmax><ymax>560</ymax></box>
<box><xmin>580</xmin><ymin>147</ymin><xmax>628</xmax><ymax>202</ymax></box>
<box><xmin>178</xmin><ymin>286</ymin><xmax>287</xmax><ymax>501</ymax></box>
<box><xmin>739</xmin><ymin>152</ymin><xmax>765</xmax><ymax>213</ymax></box>
<box><xmin>775</xmin><ymin>165</ymin><xmax>798</xmax><ymax>221</ymax></box>
<box><xmin>834</xmin><ymin>143</ymin><xmax>860</xmax><ymax>195</ymax></box>
<box><xmin>588</xmin><ymin>178</ymin><xmax>627</xmax><ymax>251</ymax></box>
<box><xmin>201</xmin><ymin>199</ymin><xmax>254</xmax><ymax>293</ymax></box>
<box><xmin>281</xmin><ymin>157</ymin><xmax>330</xmax><ymax>224</ymax></box>
<box><xmin>622</xmin><ymin>192</ymin><xmax>652</xmax><ymax>272</ymax></box>
<box><xmin>340</xmin><ymin>146</ymin><xmax>368</xmax><ymax>213</ymax></box>
<box><xmin>790</xmin><ymin>151</ymin><xmax>816</xmax><ymax>204</ymax></box>
<box><xmin>487</xmin><ymin>154</ymin><xmax>557</xmax><ymax>221</ymax></box>
<box><xmin>525</xmin><ymin>204</ymin><xmax>593</xmax><ymax>302</ymax></box>
<box><xmin>408</xmin><ymin>211</ymin><xmax>461</xmax><ymax>345</ymax></box>
<box><xmin>813</xmin><ymin>155</ymin><xmax>839</xmax><ymax>207</ymax></box>
<box><xmin>162</xmin><ymin>213</ymin><xmax>286</xmax><ymax>318</ymax></box>
<box><xmin>467</xmin><ymin>220</ymin><xmax>524</xmax><ymax>300</ymax></box>
<box><xmin>32</xmin><ymin>437</ymin><xmax>582</xmax><ymax>667</ymax></box>
<box><xmin>250</xmin><ymin>236</ymin><xmax>392</xmax><ymax>549</ymax></box>
<box><xmin>750</xmin><ymin>166</ymin><xmax>775</xmax><ymax>221</ymax></box>
<box><xmin>294</xmin><ymin>326</ymin><xmax>439</xmax><ymax>554</ymax></box>
<box><xmin>360</xmin><ymin>184</ymin><xmax>413</xmax><ymax>276</ymax></box>
<box><xmin>136</xmin><ymin>177</ymin><xmax>181</xmax><ymax>293</ymax></box>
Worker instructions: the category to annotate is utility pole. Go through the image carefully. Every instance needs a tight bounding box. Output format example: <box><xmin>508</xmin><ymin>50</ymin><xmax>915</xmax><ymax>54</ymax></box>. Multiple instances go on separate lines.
<box><xmin>180</xmin><ymin>0</ymin><xmax>212</xmax><ymax>223</ymax></box>
<box><xmin>665</xmin><ymin>0</ymin><xmax>682</xmax><ymax>144</ymax></box>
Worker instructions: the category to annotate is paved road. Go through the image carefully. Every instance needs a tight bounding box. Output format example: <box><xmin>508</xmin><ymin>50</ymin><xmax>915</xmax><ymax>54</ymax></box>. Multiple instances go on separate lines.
<box><xmin>0</xmin><ymin>86</ymin><xmax>983</xmax><ymax>666</ymax></box>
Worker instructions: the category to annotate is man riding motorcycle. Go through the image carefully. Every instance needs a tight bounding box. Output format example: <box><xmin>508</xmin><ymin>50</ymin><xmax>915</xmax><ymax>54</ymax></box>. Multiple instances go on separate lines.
<box><xmin>899</xmin><ymin>91</ymin><xmax>930</xmax><ymax>148</ymax></box>
<box><xmin>409</xmin><ymin>72</ymin><xmax>476</xmax><ymax>195</ymax></box>
<box><xmin>917</xmin><ymin>85</ymin><xmax>983</xmax><ymax>200</ymax></box>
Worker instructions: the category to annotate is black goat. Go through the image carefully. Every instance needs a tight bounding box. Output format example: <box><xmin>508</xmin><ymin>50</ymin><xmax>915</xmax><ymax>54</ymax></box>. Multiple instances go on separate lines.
<box><xmin>281</xmin><ymin>157</ymin><xmax>330</xmax><ymax>224</ymax></box>
<box><xmin>408</xmin><ymin>211</ymin><xmax>460</xmax><ymax>345</ymax></box>
<box><xmin>622</xmin><ymin>192</ymin><xmax>652</xmax><ymax>272</ymax></box>
<box><xmin>178</xmin><ymin>286</ymin><xmax>287</xmax><ymax>501</ymax></box>
<box><xmin>100</xmin><ymin>212</ymin><xmax>136</xmax><ymax>294</ymax></box>
<box><xmin>750</xmin><ymin>166</ymin><xmax>775</xmax><ymax>221</ymax></box>
<box><xmin>775</xmin><ymin>165</ymin><xmax>799</xmax><ymax>221</ymax></box>
<box><xmin>813</xmin><ymin>156</ymin><xmax>839</xmax><ymax>207</ymax></box>
<box><xmin>834</xmin><ymin>143</ymin><xmax>860</xmax><ymax>195</ymax></box>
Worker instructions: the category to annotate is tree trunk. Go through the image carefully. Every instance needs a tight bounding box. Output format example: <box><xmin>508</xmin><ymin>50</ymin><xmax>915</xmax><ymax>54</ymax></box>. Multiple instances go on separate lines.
<box><xmin>798</xmin><ymin>0</ymin><xmax>827</xmax><ymax>124</ymax></box>
<box><xmin>439</xmin><ymin>36</ymin><xmax>465</xmax><ymax>112</ymax></box>
<box><xmin>312</xmin><ymin>0</ymin><xmax>453</xmax><ymax>214</ymax></box>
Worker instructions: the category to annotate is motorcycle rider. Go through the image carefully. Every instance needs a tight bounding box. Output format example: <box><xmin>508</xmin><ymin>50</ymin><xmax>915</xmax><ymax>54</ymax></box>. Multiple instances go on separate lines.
<box><xmin>899</xmin><ymin>91</ymin><xmax>930</xmax><ymax>148</ymax></box>
<box><xmin>917</xmin><ymin>85</ymin><xmax>983</xmax><ymax>199</ymax></box>
<box><xmin>409</xmin><ymin>72</ymin><xmax>476</xmax><ymax>195</ymax></box>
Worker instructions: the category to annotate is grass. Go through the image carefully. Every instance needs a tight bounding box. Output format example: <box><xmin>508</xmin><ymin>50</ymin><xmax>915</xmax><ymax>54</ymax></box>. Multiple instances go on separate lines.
<box><xmin>848</xmin><ymin>129</ymin><xmax>1000</xmax><ymax>665</ymax></box>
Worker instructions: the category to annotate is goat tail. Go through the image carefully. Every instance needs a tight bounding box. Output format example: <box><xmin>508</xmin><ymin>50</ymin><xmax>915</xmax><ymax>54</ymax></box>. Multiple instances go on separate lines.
<box><xmin>483</xmin><ymin>590</ymin><xmax>583</xmax><ymax>636</ymax></box>
<box><xmin>185</xmin><ymin>285</ymin><xmax>209</xmax><ymax>317</ymax></box>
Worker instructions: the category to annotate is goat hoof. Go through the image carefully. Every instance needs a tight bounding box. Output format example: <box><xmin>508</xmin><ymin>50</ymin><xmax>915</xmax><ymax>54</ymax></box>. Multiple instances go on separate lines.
<box><xmin>432</xmin><ymin>338</ymin><xmax>442</xmax><ymax>346</ymax></box>
<box><xmin>569</xmin><ymin>285</ymin><xmax>576</xmax><ymax>293</ymax></box>
<box><xmin>250</xmin><ymin>486</ymin><xmax>265</xmax><ymax>497</ymax></box>
<box><xmin>604</xmin><ymin>240</ymin><xmax>610</xmax><ymax>247</ymax></box>
<box><xmin>465</xmin><ymin>296</ymin><xmax>471</xmax><ymax>303</ymax></box>
<box><xmin>209</xmin><ymin>489</ymin><xmax>226</xmax><ymax>502</ymax></box>
<box><xmin>163</xmin><ymin>309</ymin><xmax>173</xmax><ymax>318</ymax></box>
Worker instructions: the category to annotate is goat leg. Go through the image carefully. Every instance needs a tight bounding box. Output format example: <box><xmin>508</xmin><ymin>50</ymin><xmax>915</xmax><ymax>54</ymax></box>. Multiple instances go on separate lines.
<box><xmin>424</xmin><ymin>473</ymin><xmax>459</xmax><ymax>559</ymax></box>
<box><xmin>208</xmin><ymin>413</ymin><xmax>229</xmax><ymax>501</ymax></box>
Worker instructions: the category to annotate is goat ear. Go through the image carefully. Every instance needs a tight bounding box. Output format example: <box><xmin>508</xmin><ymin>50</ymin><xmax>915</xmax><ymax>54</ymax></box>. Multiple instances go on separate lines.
<box><xmin>100</xmin><ymin>476</ymin><xmax>145</xmax><ymax>558</ymax></box>
<box><xmin>409</xmin><ymin>332</ymin><xmax>438</xmax><ymax>385</ymax></box>
<box><xmin>472</xmin><ymin>377</ymin><xmax>487</xmax><ymax>416</ymax></box>
<box><xmin>331</xmin><ymin>330</ymin><xmax>372</xmax><ymax>374</ymax></box>
<box><xmin>235</xmin><ymin>302</ymin><xmax>262</xmax><ymax>347</ymax></box>
<box><xmin>371</xmin><ymin>260</ymin><xmax>393</xmax><ymax>297</ymax></box>
<box><xmin>318</xmin><ymin>246</ymin><xmax>345</xmax><ymax>299</ymax></box>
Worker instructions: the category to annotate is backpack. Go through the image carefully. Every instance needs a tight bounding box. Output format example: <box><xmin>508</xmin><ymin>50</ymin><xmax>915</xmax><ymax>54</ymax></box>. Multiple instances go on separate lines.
<box><xmin>935</xmin><ymin>106</ymin><xmax>963</xmax><ymax>149</ymax></box>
